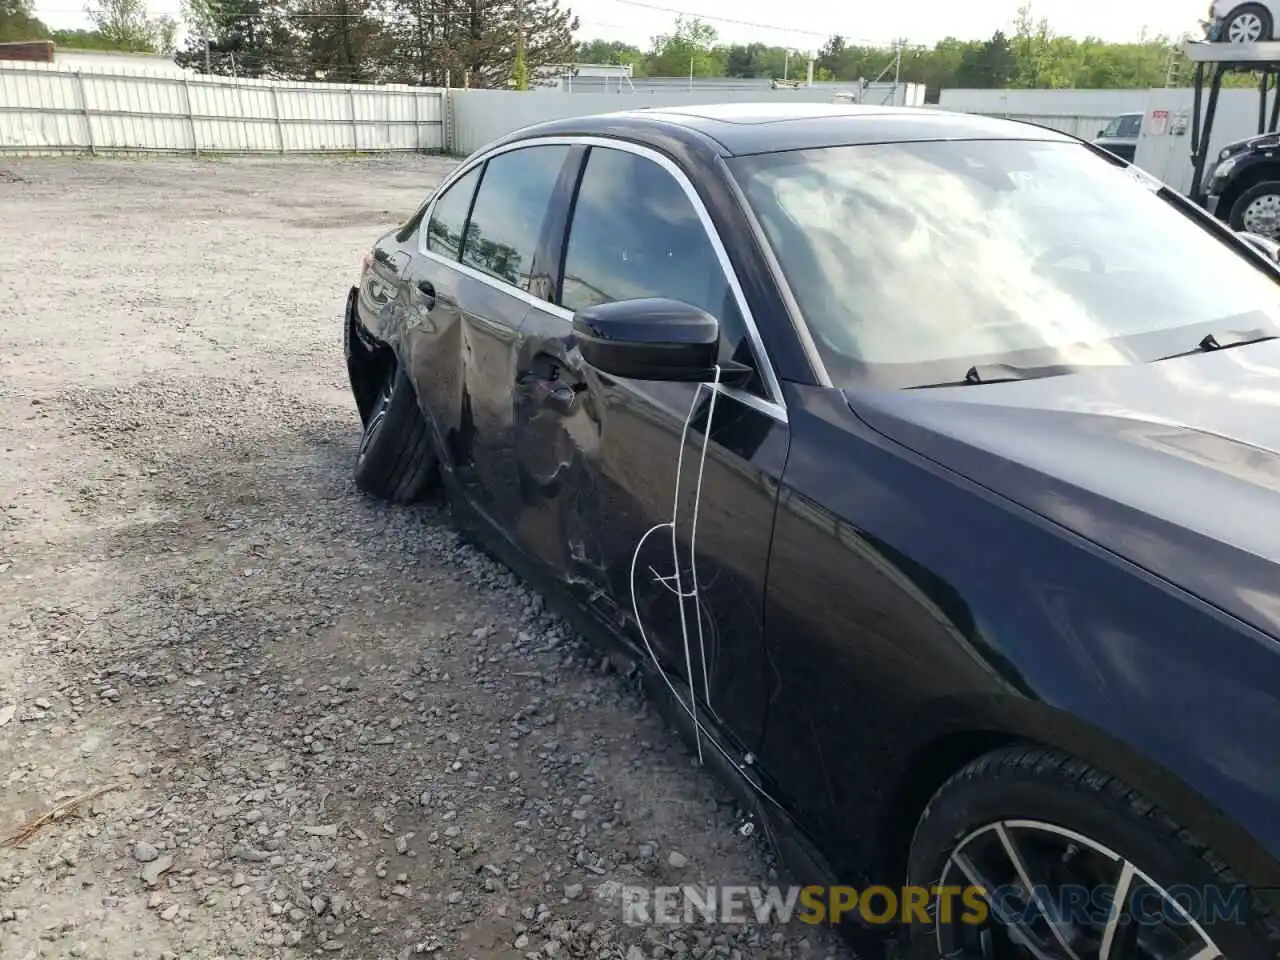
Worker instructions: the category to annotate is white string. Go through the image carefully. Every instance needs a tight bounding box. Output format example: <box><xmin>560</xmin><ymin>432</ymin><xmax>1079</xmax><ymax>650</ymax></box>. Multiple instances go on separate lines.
<box><xmin>629</xmin><ymin>365</ymin><xmax>721</xmax><ymax>765</ymax></box>
<box><xmin>624</xmin><ymin>368</ymin><xmax>789</xmax><ymax>815</ymax></box>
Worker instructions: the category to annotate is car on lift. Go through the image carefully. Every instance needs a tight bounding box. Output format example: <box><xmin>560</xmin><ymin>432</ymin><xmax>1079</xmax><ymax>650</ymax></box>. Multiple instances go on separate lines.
<box><xmin>1091</xmin><ymin>111</ymin><xmax>1142</xmax><ymax>163</ymax></box>
<box><xmin>1207</xmin><ymin>0</ymin><xmax>1280</xmax><ymax>41</ymax></box>
<box><xmin>345</xmin><ymin>102</ymin><xmax>1280</xmax><ymax>958</ymax></box>
<box><xmin>1183</xmin><ymin>39</ymin><xmax>1280</xmax><ymax>238</ymax></box>
<box><xmin>1203</xmin><ymin>131</ymin><xmax>1280</xmax><ymax>235</ymax></box>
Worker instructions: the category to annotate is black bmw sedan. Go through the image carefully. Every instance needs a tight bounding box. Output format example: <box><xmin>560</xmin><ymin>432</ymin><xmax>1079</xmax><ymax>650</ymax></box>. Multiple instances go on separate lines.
<box><xmin>344</xmin><ymin>102</ymin><xmax>1280</xmax><ymax>959</ymax></box>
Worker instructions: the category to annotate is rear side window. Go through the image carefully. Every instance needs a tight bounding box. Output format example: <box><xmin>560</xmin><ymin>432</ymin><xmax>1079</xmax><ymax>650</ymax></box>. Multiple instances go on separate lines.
<box><xmin>462</xmin><ymin>145</ymin><xmax>570</xmax><ymax>290</ymax></box>
<box><xmin>426</xmin><ymin>165</ymin><xmax>481</xmax><ymax>259</ymax></box>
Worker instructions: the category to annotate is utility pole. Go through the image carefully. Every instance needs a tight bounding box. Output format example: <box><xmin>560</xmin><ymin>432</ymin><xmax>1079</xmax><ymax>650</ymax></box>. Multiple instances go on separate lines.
<box><xmin>515</xmin><ymin>0</ymin><xmax>526</xmax><ymax>89</ymax></box>
<box><xmin>204</xmin><ymin>35</ymin><xmax>211</xmax><ymax>73</ymax></box>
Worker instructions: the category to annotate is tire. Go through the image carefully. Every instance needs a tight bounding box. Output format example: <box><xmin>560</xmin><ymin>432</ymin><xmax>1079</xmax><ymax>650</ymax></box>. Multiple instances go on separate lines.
<box><xmin>1224</xmin><ymin>4</ymin><xmax>1274</xmax><ymax>43</ymax></box>
<box><xmin>903</xmin><ymin>745</ymin><xmax>1280</xmax><ymax>960</ymax></box>
<box><xmin>1229</xmin><ymin>180</ymin><xmax>1280</xmax><ymax>239</ymax></box>
<box><xmin>352</xmin><ymin>362</ymin><xmax>438</xmax><ymax>503</ymax></box>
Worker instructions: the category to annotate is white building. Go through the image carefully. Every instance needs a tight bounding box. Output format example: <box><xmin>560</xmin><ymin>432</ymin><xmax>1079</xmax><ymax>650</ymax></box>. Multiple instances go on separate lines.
<box><xmin>55</xmin><ymin>49</ymin><xmax>188</xmax><ymax>76</ymax></box>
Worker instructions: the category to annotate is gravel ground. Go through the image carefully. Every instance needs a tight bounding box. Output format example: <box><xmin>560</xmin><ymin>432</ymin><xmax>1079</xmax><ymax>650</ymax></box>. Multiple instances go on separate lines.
<box><xmin>0</xmin><ymin>156</ymin><xmax>855</xmax><ymax>960</ymax></box>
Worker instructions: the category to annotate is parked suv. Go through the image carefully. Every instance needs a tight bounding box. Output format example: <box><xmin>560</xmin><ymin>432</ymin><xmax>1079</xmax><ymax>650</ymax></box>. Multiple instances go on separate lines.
<box><xmin>1091</xmin><ymin>111</ymin><xmax>1141</xmax><ymax>162</ymax></box>
<box><xmin>1204</xmin><ymin>132</ymin><xmax>1280</xmax><ymax>237</ymax></box>
<box><xmin>1208</xmin><ymin>0</ymin><xmax>1280</xmax><ymax>41</ymax></box>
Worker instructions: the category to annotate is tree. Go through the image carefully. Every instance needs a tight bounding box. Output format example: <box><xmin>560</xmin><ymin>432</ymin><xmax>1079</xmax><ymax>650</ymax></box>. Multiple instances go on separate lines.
<box><xmin>574</xmin><ymin>38</ymin><xmax>640</xmax><ymax>64</ymax></box>
<box><xmin>512</xmin><ymin>43</ymin><xmax>528</xmax><ymax>88</ymax></box>
<box><xmin>512</xmin><ymin>0</ymin><xmax>576</xmax><ymax>86</ymax></box>
<box><xmin>647</xmin><ymin>15</ymin><xmax>723</xmax><ymax>78</ymax></box>
<box><xmin>723</xmin><ymin>42</ymin><xmax>789</xmax><ymax>79</ymax></box>
<box><xmin>86</xmin><ymin>0</ymin><xmax>174</xmax><ymax>51</ymax></box>
<box><xmin>173</xmin><ymin>0</ymin><xmax>293</xmax><ymax>77</ymax></box>
<box><xmin>573</xmin><ymin>37</ymin><xmax>646</xmax><ymax>74</ymax></box>
<box><xmin>290</xmin><ymin>0</ymin><xmax>389</xmax><ymax>83</ymax></box>
<box><xmin>0</xmin><ymin>0</ymin><xmax>47</xmax><ymax>42</ymax></box>
<box><xmin>374</xmin><ymin>0</ymin><xmax>571</xmax><ymax>88</ymax></box>
<box><xmin>954</xmin><ymin>31</ymin><xmax>1015</xmax><ymax>89</ymax></box>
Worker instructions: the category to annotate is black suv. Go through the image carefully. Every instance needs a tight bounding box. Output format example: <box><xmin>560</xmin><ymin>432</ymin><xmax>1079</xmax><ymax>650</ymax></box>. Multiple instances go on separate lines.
<box><xmin>1204</xmin><ymin>131</ymin><xmax>1280</xmax><ymax>237</ymax></box>
<box><xmin>1090</xmin><ymin>111</ymin><xmax>1141</xmax><ymax>162</ymax></box>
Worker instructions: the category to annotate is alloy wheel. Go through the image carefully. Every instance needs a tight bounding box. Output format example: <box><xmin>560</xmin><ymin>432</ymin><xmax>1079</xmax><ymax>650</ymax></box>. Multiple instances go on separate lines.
<box><xmin>1227</xmin><ymin>13</ymin><xmax>1265</xmax><ymax>42</ymax></box>
<box><xmin>357</xmin><ymin>373</ymin><xmax>395</xmax><ymax>461</ymax></box>
<box><xmin>1242</xmin><ymin>193</ymin><xmax>1280</xmax><ymax>237</ymax></box>
<box><xmin>933</xmin><ymin>820</ymin><xmax>1226</xmax><ymax>960</ymax></box>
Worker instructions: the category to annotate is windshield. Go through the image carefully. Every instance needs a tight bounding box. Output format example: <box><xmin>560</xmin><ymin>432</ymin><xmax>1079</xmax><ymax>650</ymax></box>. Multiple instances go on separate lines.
<box><xmin>1102</xmin><ymin>114</ymin><xmax>1140</xmax><ymax>138</ymax></box>
<box><xmin>730</xmin><ymin>139</ymin><xmax>1280</xmax><ymax>389</ymax></box>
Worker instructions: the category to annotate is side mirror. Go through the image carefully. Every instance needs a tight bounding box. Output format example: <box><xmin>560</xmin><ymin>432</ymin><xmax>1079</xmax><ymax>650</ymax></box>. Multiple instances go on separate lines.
<box><xmin>572</xmin><ymin>297</ymin><xmax>743</xmax><ymax>383</ymax></box>
<box><xmin>1096</xmin><ymin>129</ymin><xmax>1105</xmax><ymax>138</ymax></box>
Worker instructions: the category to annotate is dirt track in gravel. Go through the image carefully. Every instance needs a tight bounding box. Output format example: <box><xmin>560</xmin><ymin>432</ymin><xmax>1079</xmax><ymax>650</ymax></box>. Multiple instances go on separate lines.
<box><xmin>0</xmin><ymin>156</ymin><xmax>854</xmax><ymax>960</ymax></box>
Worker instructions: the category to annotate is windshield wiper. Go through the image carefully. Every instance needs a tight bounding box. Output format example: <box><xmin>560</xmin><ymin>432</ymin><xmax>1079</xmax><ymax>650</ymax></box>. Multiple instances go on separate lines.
<box><xmin>907</xmin><ymin>362</ymin><xmax>1078</xmax><ymax>388</ymax></box>
<box><xmin>1153</xmin><ymin>328</ymin><xmax>1277</xmax><ymax>362</ymax></box>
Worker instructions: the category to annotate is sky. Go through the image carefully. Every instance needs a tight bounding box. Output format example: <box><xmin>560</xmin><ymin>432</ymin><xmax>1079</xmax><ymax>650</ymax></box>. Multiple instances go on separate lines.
<box><xmin>32</xmin><ymin>0</ymin><xmax>1213</xmax><ymax>52</ymax></box>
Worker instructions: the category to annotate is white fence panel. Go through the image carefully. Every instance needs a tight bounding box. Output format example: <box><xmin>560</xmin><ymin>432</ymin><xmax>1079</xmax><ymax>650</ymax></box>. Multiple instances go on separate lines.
<box><xmin>938</xmin><ymin>88</ymin><xmax>1147</xmax><ymax>119</ymax></box>
<box><xmin>0</xmin><ymin>61</ymin><xmax>445</xmax><ymax>155</ymax></box>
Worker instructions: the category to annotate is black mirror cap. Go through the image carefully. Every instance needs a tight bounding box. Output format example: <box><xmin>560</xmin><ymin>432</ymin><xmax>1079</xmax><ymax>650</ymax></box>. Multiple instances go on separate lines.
<box><xmin>572</xmin><ymin>298</ymin><xmax>721</xmax><ymax>382</ymax></box>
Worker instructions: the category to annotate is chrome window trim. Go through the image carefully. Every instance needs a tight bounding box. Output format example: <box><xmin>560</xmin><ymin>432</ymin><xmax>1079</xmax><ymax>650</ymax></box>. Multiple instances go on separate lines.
<box><xmin>422</xmin><ymin>246</ymin><xmax>571</xmax><ymax>318</ymax></box>
<box><xmin>416</xmin><ymin>134</ymin><xmax>789</xmax><ymax>423</ymax></box>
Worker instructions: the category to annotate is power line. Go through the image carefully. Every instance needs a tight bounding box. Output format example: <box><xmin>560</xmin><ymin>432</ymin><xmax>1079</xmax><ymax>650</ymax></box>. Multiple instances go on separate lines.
<box><xmin>600</xmin><ymin>0</ymin><xmax>829</xmax><ymax>38</ymax></box>
<box><xmin>575</xmin><ymin>18</ymin><xmax>635</xmax><ymax>32</ymax></box>
<box><xmin>597</xmin><ymin>0</ymin><xmax>899</xmax><ymax>45</ymax></box>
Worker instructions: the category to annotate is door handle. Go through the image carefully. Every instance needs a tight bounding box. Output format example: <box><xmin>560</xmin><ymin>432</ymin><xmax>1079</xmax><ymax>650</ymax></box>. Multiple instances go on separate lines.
<box><xmin>417</xmin><ymin>279</ymin><xmax>436</xmax><ymax>310</ymax></box>
<box><xmin>519</xmin><ymin>373</ymin><xmax>578</xmax><ymax>416</ymax></box>
<box><xmin>543</xmin><ymin>383</ymin><xmax>577</xmax><ymax>417</ymax></box>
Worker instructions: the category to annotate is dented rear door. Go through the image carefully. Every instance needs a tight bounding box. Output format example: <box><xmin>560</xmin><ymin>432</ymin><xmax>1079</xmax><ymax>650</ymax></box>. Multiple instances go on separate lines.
<box><xmin>403</xmin><ymin>143</ymin><xmax>576</xmax><ymax>536</ymax></box>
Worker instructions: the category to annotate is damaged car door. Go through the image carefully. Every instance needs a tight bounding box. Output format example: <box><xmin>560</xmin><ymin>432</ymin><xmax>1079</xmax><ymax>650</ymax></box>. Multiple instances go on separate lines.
<box><xmin>513</xmin><ymin>141</ymin><xmax>790</xmax><ymax>749</ymax></box>
<box><xmin>403</xmin><ymin>144</ymin><xmax>572</xmax><ymax>532</ymax></box>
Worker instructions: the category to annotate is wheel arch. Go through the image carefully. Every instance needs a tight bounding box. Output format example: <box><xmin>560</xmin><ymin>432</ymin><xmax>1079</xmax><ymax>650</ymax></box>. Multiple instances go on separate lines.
<box><xmin>345</xmin><ymin>286</ymin><xmax>398</xmax><ymax>426</ymax></box>
<box><xmin>346</xmin><ymin>286</ymin><xmax>454</xmax><ymax>475</ymax></box>
<box><xmin>873</xmin><ymin>699</ymin><xmax>1280</xmax><ymax>893</ymax></box>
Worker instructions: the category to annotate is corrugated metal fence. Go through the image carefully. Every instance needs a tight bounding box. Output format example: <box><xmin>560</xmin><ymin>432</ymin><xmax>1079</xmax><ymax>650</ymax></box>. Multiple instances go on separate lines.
<box><xmin>0</xmin><ymin>61</ymin><xmax>445</xmax><ymax>155</ymax></box>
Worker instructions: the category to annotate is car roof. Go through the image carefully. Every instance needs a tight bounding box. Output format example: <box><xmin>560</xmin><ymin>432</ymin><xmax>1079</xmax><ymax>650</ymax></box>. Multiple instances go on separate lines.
<box><xmin>498</xmin><ymin>102</ymin><xmax>1077</xmax><ymax>157</ymax></box>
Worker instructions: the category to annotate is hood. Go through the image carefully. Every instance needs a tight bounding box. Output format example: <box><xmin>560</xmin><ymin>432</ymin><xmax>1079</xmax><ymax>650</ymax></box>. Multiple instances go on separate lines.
<box><xmin>1222</xmin><ymin>131</ymin><xmax>1280</xmax><ymax>155</ymax></box>
<box><xmin>848</xmin><ymin>340</ymin><xmax>1280</xmax><ymax>640</ymax></box>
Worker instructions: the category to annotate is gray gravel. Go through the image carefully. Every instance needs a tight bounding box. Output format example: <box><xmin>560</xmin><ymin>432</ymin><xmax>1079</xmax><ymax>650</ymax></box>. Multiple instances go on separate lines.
<box><xmin>0</xmin><ymin>156</ymin><xmax>855</xmax><ymax>960</ymax></box>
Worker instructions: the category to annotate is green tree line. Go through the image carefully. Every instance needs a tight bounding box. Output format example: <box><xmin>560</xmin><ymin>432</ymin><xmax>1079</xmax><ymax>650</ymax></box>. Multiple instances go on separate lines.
<box><xmin>574</xmin><ymin>6</ymin><xmax>1222</xmax><ymax>99</ymax></box>
<box><xmin>2</xmin><ymin>0</ymin><xmax>1253</xmax><ymax>93</ymax></box>
<box><xmin>0</xmin><ymin>0</ymin><xmax>575</xmax><ymax>83</ymax></box>
<box><xmin>1</xmin><ymin>0</ymin><xmax>175</xmax><ymax>51</ymax></box>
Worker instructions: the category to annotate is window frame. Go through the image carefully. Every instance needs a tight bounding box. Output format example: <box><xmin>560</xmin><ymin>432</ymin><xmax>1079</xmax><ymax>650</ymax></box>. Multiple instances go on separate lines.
<box><xmin>416</xmin><ymin>135</ymin><xmax>787</xmax><ymax>421</ymax></box>
<box><xmin>423</xmin><ymin>162</ymin><xmax>483</xmax><ymax>261</ymax></box>
<box><xmin>454</xmin><ymin>144</ymin><xmax>573</xmax><ymax>290</ymax></box>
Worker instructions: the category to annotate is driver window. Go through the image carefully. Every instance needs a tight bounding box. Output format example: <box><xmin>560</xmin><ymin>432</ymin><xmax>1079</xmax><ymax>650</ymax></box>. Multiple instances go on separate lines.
<box><xmin>560</xmin><ymin>146</ymin><xmax>763</xmax><ymax>395</ymax></box>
